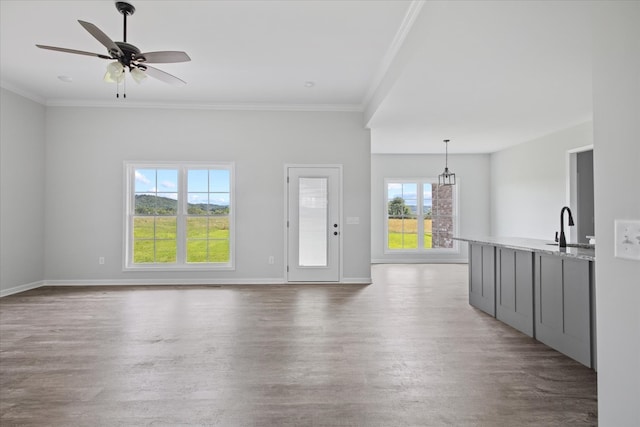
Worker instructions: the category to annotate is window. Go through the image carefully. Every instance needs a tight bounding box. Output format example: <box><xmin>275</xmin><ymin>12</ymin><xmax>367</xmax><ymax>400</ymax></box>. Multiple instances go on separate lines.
<box><xmin>125</xmin><ymin>162</ymin><xmax>234</xmax><ymax>270</ymax></box>
<box><xmin>385</xmin><ymin>179</ymin><xmax>457</xmax><ymax>252</ymax></box>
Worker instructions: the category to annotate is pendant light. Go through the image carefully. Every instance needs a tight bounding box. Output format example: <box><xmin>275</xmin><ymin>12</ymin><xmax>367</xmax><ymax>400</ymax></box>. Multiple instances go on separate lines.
<box><xmin>438</xmin><ymin>139</ymin><xmax>456</xmax><ymax>186</ymax></box>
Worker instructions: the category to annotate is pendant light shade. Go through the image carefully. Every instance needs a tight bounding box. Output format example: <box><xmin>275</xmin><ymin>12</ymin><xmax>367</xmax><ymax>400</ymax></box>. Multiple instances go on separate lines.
<box><xmin>438</xmin><ymin>139</ymin><xmax>456</xmax><ymax>186</ymax></box>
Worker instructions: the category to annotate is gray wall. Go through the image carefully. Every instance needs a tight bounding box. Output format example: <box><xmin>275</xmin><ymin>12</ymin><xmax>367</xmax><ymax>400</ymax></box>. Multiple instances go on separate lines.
<box><xmin>0</xmin><ymin>88</ymin><xmax>46</xmax><ymax>295</ymax></box>
<box><xmin>490</xmin><ymin>121</ymin><xmax>593</xmax><ymax>240</ymax></box>
<box><xmin>592</xmin><ymin>2</ymin><xmax>640</xmax><ymax>424</ymax></box>
<box><xmin>43</xmin><ymin>107</ymin><xmax>371</xmax><ymax>284</ymax></box>
<box><xmin>371</xmin><ymin>153</ymin><xmax>491</xmax><ymax>262</ymax></box>
<box><xmin>0</xmin><ymin>97</ymin><xmax>372</xmax><ymax>292</ymax></box>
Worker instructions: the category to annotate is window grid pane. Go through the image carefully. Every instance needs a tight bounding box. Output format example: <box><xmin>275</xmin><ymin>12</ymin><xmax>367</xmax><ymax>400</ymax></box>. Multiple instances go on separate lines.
<box><xmin>185</xmin><ymin>168</ymin><xmax>230</xmax><ymax>264</ymax></box>
<box><xmin>132</xmin><ymin>216</ymin><xmax>177</xmax><ymax>263</ymax></box>
<box><xmin>387</xmin><ymin>182</ymin><xmax>417</xmax><ymax>250</ymax></box>
<box><xmin>132</xmin><ymin>168</ymin><xmax>179</xmax><ymax>264</ymax></box>
<box><xmin>186</xmin><ymin>216</ymin><xmax>230</xmax><ymax>263</ymax></box>
<box><xmin>128</xmin><ymin>164</ymin><xmax>233</xmax><ymax>268</ymax></box>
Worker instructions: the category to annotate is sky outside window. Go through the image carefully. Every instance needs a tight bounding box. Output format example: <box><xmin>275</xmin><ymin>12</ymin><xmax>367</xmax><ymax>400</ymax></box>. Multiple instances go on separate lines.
<box><xmin>135</xmin><ymin>169</ymin><xmax>178</xmax><ymax>198</ymax></box>
<box><xmin>187</xmin><ymin>169</ymin><xmax>230</xmax><ymax>207</ymax></box>
<box><xmin>135</xmin><ymin>168</ymin><xmax>230</xmax><ymax>206</ymax></box>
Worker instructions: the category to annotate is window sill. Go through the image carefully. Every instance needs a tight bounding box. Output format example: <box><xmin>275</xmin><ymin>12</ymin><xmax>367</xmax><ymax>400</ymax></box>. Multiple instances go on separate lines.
<box><xmin>383</xmin><ymin>248</ymin><xmax>460</xmax><ymax>255</ymax></box>
<box><xmin>124</xmin><ymin>264</ymin><xmax>235</xmax><ymax>272</ymax></box>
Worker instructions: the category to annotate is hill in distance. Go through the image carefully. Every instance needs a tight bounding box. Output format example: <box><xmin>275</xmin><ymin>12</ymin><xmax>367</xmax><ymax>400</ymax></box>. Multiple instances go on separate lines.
<box><xmin>134</xmin><ymin>194</ymin><xmax>228</xmax><ymax>215</ymax></box>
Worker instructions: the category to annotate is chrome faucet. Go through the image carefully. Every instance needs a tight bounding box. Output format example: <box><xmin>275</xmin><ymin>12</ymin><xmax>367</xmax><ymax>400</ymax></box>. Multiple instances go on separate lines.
<box><xmin>556</xmin><ymin>206</ymin><xmax>575</xmax><ymax>248</ymax></box>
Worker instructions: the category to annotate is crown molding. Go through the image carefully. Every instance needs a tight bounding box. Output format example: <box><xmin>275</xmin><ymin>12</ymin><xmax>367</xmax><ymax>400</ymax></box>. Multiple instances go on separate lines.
<box><xmin>361</xmin><ymin>0</ymin><xmax>425</xmax><ymax>108</ymax></box>
<box><xmin>44</xmin><ymin>98</ymin><xmax>364</xmax><ymax>112</ymax></box>
<box><xmin>0</xmin><ymin>80</ymin><xmax>46</xmax><ymax>105</ymax></box>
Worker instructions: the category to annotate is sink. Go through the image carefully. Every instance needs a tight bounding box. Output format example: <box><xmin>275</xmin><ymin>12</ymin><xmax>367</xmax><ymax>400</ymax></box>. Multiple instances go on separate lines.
<box><xmin>546</xmin><ymin>243</ymin><xmax>595</xmax><ymax>249</ymax></box>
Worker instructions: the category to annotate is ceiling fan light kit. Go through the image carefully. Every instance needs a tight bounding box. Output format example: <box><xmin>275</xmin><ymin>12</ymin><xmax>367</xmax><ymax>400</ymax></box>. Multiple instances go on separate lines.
<box><xmin>130</xmin><ymin>66</ymin><xmax>147</xmax><ymax>83</ymax></box>
<box><xmin>104</xmin><ymin>61</ymin><xmax>125</xmax><ymax>84</ymax></box>
<box><xmin>36</xmin><ymin>1</ymin><xmax>190</xmax><ymax>97</ymax></box>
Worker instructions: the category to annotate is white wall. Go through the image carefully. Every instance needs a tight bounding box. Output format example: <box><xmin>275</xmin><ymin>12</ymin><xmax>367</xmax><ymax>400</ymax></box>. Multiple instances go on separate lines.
<box><xmin>41</xmin><ymin>107</ymin><xmax>371</xmax><ymax>284</ymax></box>
<box><xmin>371</xmin><ymin>153</ymin><xmax>491</xmax><ymax>262</ymax></box>
<box><xmin>592</xmin><ymin>2</ymin><xmax>640</xmax><ymax>424</ymax></box>
<box><xmin>490</xmin><ymin>121</ymin><xmax>593</xmax><ymax>239</ymax></box>
<box><xmin>0</xmin><ymin>88</ymin><xmax>46</xmax><ymax>296</ymax></box>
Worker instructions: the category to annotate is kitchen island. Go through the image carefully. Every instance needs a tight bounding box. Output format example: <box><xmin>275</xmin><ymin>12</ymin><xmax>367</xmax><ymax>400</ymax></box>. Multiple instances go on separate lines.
<box><xmin>454</xmin><ymin>237</ymin><xmax>596</xmax><ymax>368</ymax></box>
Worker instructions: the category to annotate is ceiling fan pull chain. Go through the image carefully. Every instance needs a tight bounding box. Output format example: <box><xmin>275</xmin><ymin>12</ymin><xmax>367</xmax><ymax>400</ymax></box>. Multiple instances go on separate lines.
<box><xmin>123</xmin><ymin>77</ymin><xmax>127</xmax><ymax>99</ymax></box>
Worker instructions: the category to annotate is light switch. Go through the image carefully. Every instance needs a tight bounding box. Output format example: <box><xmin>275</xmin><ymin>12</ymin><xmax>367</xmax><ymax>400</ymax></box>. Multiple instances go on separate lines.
<box><xmin>614</xmin><ymin>220</ymin><xmax>640</xmax><ymax>261</ymax></box>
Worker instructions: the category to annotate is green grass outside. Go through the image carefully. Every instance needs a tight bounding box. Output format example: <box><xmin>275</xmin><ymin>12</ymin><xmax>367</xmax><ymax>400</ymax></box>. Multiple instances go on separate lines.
<box><xmin>388</xmin><ymin>232</ymin><xmax>432</xmax><ymax>249</ymax></box>
<box><xmin>388</xmin><ymin>218</ymin><xmax>432</xmax><ymax>249</ymax></box>
<box><xmin>133</xmin><ymin>215</ymin><xmax>437</xmax><ymax>261</ymax></box>
<box><xmin>133</xmin><ymin>216</ymin><xmax>230</xmax><ymax>263</ymax></box>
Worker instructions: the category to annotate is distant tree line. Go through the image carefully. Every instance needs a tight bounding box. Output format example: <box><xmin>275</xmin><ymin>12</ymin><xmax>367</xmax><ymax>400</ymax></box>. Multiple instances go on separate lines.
<box><xmin>135</xmin><ymin>194</ymin><xmax>229</xmax><ymax>215</ymax></box>
<box><xmin>388</xmin><ymin>196</ymin><xmax>432</xmax><ymax>219</ymax></box>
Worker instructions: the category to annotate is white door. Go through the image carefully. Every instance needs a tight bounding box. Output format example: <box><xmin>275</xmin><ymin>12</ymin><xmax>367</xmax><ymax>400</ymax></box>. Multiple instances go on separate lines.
<box><xmin>287</xmin><ymin>166</ymin><xmax>341</xmax><ymax>282</ymax></box>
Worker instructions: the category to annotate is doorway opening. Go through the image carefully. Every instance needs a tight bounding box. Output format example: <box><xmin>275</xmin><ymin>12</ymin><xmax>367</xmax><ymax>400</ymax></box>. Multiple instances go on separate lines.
<box><xmin>567</xmin><ymin>146</ymin><xmax>594</xmax><ymax>244</ymax></box>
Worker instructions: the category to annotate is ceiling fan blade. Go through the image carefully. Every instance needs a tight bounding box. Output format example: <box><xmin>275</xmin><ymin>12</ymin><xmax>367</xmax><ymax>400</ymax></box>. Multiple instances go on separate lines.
<box><xmin>36</xmin><ymin>44</ymin><xmax>112</xmax><ymax>60</ymax></box>
<box><xmin>135</xmin><ymin>51</ymin><xmax>191</xmax><ymax>63</ymax></box>
<box><xmin>78</xmin><ymin>20</ymin><xmax>123</xmax><ymax>57</ymax></box>
<box><xmin>140</xmin><ymin>65</ymin><xmax>186</xmax><ymax>87</ymax></box>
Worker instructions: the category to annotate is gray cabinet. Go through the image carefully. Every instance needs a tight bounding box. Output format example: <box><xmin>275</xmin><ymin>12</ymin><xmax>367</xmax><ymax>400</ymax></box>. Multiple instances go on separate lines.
<box><xmin>535</xmin><ymin>254</ymin><xmax>594</xmax><ymax>367</ymax></box>
<box><xmin>496</xmin><ymin>248</ymin><xmax>534</xmax><ymax>337</ymax></box>
<box><xmin>461</xmin><ymin>238</ymin><xmax>597</xmax><ymax>369</ymax></box>
<box><xmin>469</xmin><ymin>243</ymin><xmax>495</xmax><ymax>316</ymax></box>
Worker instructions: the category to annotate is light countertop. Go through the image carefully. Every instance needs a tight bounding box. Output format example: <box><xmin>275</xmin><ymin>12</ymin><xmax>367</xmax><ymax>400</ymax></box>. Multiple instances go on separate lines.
<box><xmin>454</xmin><ymin>236</ymin><xmax>595</xmax><ymax>261</ymax></box>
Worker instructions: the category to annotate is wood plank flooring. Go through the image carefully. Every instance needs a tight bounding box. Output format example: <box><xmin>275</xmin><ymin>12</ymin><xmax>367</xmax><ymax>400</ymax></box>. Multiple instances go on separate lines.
<box><xmin>0</xmin><ymin>264</ymin><xmax>597</xmax><ymax>426</ymax></box>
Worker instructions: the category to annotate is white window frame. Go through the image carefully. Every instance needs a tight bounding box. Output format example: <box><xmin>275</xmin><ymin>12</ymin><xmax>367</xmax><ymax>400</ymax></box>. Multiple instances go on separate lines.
<box><xmin>383</xmin><ymin>177</ymin><xmax>459</xmax><ymax>254</ymax></box>
<box><xmin>123</xmin><ymin>161</ymin><xmax>235</xmax><ymax>271</ymax></box>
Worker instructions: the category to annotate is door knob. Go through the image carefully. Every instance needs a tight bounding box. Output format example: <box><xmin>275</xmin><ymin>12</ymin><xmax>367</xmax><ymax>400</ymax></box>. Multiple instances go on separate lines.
<box><xmin>334</xmin><ymin>224</ymin><xmax>338</xmax><ymax>228</ymax></box>
<box><xmin>333</xmin><ymin>231</ymin><xmax>338</xmax><ymax>236</ymax></box>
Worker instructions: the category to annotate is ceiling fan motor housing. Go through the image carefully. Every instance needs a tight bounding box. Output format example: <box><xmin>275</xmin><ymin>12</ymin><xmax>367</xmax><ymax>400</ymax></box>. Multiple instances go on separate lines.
<box><xmin>116</xmin><ymin>2</ymin><xmax>135</xmax><ymax>16</ymax></box>
<box><xmin>114</xmin><ymin>42</ymin><xmax>143</xmax><ymax>68</ymax></box>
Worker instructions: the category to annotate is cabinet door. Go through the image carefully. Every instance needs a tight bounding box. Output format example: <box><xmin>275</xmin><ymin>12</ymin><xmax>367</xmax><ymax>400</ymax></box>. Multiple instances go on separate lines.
<box><xmin>469</xmin><ymin>243</ymin><xmax>495</xmax><ymax>316</ymax></box>
<box><xmin>496</xmin><ymin>248</ymin><xmax>534</xmax><ymax>337</ymax></box>
<box><xmin>535</xmin><ymin>254</ymin><xmax>592</xmax><ymax>367</ymax></box>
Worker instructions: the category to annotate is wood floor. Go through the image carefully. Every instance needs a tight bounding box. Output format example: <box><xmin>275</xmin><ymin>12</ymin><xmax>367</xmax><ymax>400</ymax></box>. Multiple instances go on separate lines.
<box><xmin>0</xmin><ymin>264</ymin><xmax>597</xmax><ymax>426</ymax></box>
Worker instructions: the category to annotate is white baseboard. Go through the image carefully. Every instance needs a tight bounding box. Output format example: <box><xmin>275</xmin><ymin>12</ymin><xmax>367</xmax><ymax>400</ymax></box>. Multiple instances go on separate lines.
<box><xmin>2</xmin><ymin>277</ymin><xmax>372</xmax><ymax>297</ymax></box>
<box><xmin>0</xmin><ymin>280</ymin><xmax>45</xmax><ymax>297</ymax></box>
<box><xmin>44</xmin><ymin>277</ymin><xmax>287</xmax><ymax>287</ymax></box>
<box><xmin>45</xmin><ymin>277</ymin><xmax>373</xmax><ymax>286</ymax></box>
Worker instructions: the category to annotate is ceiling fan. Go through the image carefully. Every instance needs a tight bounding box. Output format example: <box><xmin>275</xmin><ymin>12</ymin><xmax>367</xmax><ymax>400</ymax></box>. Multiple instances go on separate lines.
<box><xmin>36</xmin><ymin>1</ymin><xmax>190</xmax><ymax>93</ymax></box>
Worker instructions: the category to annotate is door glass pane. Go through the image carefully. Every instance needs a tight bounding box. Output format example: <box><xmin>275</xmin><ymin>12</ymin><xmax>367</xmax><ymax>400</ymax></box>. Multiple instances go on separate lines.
<box><xmin>298</xmin><ymin>177</ymin><xmax>328</xmax><ymax>267</ymax></box>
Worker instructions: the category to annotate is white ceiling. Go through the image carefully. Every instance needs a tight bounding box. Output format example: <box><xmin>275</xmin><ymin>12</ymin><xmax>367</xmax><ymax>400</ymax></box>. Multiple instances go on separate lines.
<box><xmin>0</xmin><ymin>0</ymin><xmax>594</xmax><ymax>153</ymax></box>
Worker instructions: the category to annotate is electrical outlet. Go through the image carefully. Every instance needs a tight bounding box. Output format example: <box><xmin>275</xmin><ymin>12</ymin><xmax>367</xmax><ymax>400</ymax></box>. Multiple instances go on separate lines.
<box><xmin>99</xmin><ymin>257</ymin><xmax>105</xmax><ymax>265</ymax></box>
<box><xmin>268</xmin><ymin>256</ymin><xmax>275</xmax><ymax>265</ymax></box>
<box><xmin>614</xmin><ymin>220</ymin><xmax>640</xmax><ymax>261</ymax></box>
